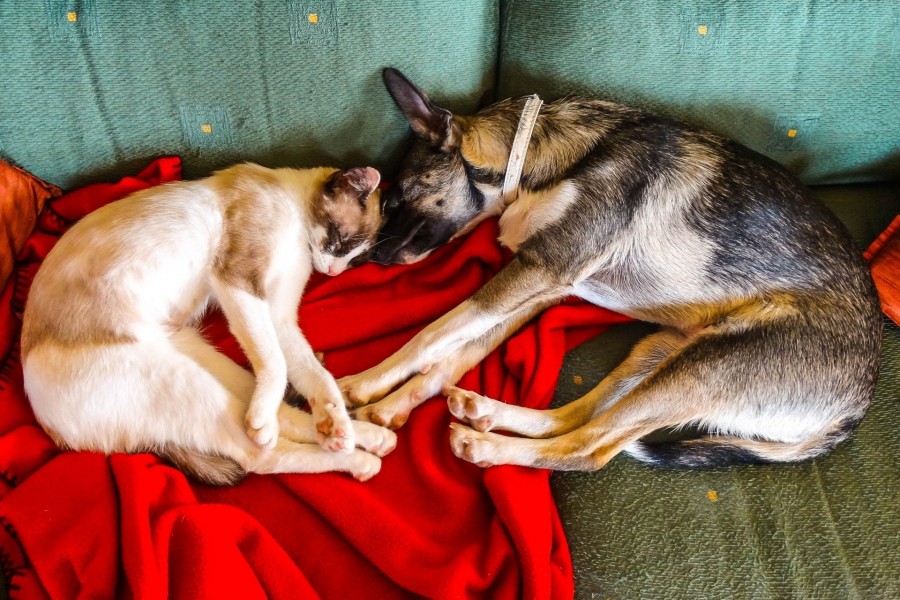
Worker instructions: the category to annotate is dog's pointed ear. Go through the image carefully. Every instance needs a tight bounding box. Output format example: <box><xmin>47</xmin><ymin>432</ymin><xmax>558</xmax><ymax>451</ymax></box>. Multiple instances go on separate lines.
<box><xmin>327</xmin><ymin>167</ymin><xmax>381</xmax><ymax>207</ymax></box>
<box><xmin>383</xmin><ymin>68</ymin><xmax>460</xmax><ymax>151</ymax></box>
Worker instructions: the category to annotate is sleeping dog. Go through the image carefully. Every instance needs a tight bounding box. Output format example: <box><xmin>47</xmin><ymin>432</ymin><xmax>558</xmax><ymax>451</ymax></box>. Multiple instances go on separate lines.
<box><xmin>339</xmin><ymin>68</ymin><xmax>882</xmax><ymax>470</ymax></box>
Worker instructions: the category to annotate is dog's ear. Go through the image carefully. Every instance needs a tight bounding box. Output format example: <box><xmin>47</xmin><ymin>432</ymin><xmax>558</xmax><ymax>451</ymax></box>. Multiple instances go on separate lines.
<box><xmin>383</xmin><ymin>68</ymin><xmax>460</xmax><ymax>151</ymax></box>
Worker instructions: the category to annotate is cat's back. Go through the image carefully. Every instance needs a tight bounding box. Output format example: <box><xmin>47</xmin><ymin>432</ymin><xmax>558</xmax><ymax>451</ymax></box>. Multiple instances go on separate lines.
<box><xmin>22</xmin><ymin>179</ymin><xmax>225</xmax><ymax>355</ymax></box>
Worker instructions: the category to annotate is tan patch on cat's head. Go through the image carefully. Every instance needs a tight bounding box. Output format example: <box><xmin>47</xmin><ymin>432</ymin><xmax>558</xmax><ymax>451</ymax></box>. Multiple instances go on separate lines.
<box><xmin>309</xmin><ymin>166</ymin><xmax>382</xmax><ymax>275</ymax></box>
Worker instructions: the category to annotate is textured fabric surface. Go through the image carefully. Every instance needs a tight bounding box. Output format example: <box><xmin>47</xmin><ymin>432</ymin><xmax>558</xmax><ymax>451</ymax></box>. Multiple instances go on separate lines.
<box><xmin>0</xmin><ymin>160</ymin><xmax>632</xmax><ymax>599</ymax></box>
<box><xmin>0</xmin><ymin>161</ymin><xmax>60</xmax><ymax>291</ymax></box>
<box><xmin>551</xmin><ymin>186</ymin><xmax>900</xmax><ymax>599</ymax></box>
<box><xmin>0</xmin><ymin>1</ymin><xmax>498</xmax><ymax>189</ymax></box>
<box><xmin>499</xmin><ymin>0</ymin><xmax>900</xmax><ymax>184</ymax></box>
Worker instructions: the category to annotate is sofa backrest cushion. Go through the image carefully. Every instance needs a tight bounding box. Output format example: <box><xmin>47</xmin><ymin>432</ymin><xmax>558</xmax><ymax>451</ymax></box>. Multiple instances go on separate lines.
<box><xmin>0</xmin><ymin>2</ymin><xmax>498</xmax><ymax>189</ymax></box>
<box><xmin>499</xmin><ymin>0</ymin><xmax>899</xmax><ymax>184</ymax></box>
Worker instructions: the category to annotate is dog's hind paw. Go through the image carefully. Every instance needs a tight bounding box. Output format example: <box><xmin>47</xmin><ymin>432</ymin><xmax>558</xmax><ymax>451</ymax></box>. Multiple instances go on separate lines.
<box><xmin>446</xmin><ymin>386</ymin><xmax>496</xmax><ymax>432</ymax></box>
<box><xmin>449</xmin><ymin>423</ymin><xmax>498</xmax><ymax>468</ymax></box>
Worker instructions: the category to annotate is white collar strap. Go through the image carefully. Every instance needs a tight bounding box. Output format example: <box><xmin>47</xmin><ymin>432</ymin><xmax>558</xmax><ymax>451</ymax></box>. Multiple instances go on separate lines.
<box><xmin>500</xmin><ymin>94</ymin><xmax>543</xmax><ymax>205</ymax></box>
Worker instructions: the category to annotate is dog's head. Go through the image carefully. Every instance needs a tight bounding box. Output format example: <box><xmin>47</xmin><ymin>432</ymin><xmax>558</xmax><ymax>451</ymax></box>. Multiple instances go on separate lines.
<box><xmin>310</xmin><ymin>166</ymin><xmax>382</xmax><ymax>276</ymax></box>
<box><xmin>373</xmin><ymin>68</ymin><xmax>495</xmax><ymax>265</ymax></box>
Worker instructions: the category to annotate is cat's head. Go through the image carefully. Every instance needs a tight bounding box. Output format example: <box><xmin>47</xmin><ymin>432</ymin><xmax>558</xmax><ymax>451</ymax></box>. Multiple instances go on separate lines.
<box><xmin>310</xmin><ymin>166</ymin><xmax>383</xmax><ymax>276</ymax></box>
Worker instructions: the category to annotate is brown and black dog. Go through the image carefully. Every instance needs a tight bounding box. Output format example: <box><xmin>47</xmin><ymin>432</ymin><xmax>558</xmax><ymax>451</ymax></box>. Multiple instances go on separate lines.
<box><xmin>339</xmin><ymin>68</ymin><xmax>882</xmax><ymax>471</ymax></box>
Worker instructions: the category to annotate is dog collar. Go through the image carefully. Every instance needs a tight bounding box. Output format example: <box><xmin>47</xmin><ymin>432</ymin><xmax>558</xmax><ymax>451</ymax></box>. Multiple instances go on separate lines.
<box><xmin>500</xmin><ymin>94</ymin><xmax>543</xmax><ymax>204</ymax></box>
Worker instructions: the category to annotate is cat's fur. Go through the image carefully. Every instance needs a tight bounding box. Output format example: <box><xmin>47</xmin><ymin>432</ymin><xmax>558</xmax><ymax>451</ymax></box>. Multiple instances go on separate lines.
<box><xmin>21</xmin><ymin>163</ymin><xmax>397</xmax><ymax>484</ymax></box>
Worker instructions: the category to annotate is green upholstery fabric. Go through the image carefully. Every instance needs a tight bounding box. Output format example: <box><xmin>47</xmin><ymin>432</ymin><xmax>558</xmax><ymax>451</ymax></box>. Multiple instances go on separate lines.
<box><xmin>499</xmin><ymin>0</ymin><xmax>900</xmax><ymax>185</ymax></box>
<box><xmin>0</xmin><ymin>1</ymin><xmax>498</xmax><ymax>189</ymax></box>
<box><xmin>551</xmin><ymin>185</ymin><xmax>900</xmax><ymax>599</ymax></box>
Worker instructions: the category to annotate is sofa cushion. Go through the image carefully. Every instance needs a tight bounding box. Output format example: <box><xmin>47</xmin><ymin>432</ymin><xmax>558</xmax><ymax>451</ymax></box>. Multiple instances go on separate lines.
<box><xmin>0</xmin><ymin>159</ymin><xmax>61</xmax><ymax>290</ymax></box>
<box><xmin>551</xmin><ymin>183</ymin><xmax>900</xmax><ymax>599</ymax></box>
<box><xmin>0</xmin><ymin>1</ymin><xmax>498</xmax><ymax>189</ymax></box>
<box><xmin>499</xmin><ymin>0</ymin><xmax>900</xmax><ymax>184</ymax></box>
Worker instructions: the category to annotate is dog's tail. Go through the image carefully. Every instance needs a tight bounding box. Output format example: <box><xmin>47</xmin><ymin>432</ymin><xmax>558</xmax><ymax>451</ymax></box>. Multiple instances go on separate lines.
<box><xmin>624</xmin><ymin>426</ymin><xmax>856</xmax><ymax>469</ymax></box>
<box><xmin>159</xmin><ymin>445</ymin><xmax>246</xmax><ymax>486</ymax></box>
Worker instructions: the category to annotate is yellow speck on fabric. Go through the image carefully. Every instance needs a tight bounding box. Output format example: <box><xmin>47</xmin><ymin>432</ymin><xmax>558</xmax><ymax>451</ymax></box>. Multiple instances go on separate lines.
<box><xmin>707</xmin><ymin>490</ymin><xmax>718</xmax><ymax>502</ymax></box>
<box><xmin>308</xmin><ymin>13</ymin><xmax>319</xmax><ymax>24</ymax></box>
<box><xmin>201</xmin><ymin>123</ymin><xmax>213</xmax><ymax>134</ymax></box>
<box><xmin>697</xmin><ymin>25</ymin><xmax>708</xmax><ymax>36</ymax></box>
<box><xmin>67</xmin><ymin>12</ymin><xmax>77</xmax><ymax>22</ymax></box>
<box><xmin>573</xmin><ymin>375</ymin><xmax>583</xmax><ymax>385</ymax></box>
<box><xmin>787</xmin><ymin>129</ymin><xmax>798</xmax><ymax>138</ymax></box>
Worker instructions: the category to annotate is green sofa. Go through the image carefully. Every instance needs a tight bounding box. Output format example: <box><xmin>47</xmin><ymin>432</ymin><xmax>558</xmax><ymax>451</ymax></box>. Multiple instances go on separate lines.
<box><xmin>2</xmin><ymin>1</ymin><xmax>898</xmax><ymax>598</ymax></box>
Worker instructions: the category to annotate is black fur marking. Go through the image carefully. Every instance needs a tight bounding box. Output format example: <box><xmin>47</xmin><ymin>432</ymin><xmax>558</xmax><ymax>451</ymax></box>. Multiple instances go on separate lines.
<box><xmin>631</xmin><ymin>439</ymin><xmax>771</xmax><ymax>469</ymax></box>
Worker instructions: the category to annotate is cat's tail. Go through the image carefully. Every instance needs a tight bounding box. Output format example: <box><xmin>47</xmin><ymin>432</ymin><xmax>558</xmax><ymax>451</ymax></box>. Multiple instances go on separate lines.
<box><xmin>159</xmin><ymin>445</ymin><xmax>246</xmax><ymax>486</ymax></box>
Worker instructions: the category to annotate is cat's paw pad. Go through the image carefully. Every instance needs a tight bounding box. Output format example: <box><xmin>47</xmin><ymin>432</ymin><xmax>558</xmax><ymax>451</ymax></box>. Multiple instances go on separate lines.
<box><xmin>449</xmin><ymin>423</ymin><xmax>497</xmax><ymax>468</ymax></box>
<box><xmin>350</xmin><ymin>453</ymin><xmax>382</xmax><ymax>482</ymax></box>
<box><xmin>245</xmin><ymin>412</ymin><xmax>279</xmax><ymax>450</ymax></box>
<box><xmin>446</xmin><ymin>386</ymin><xmax>495</xmax><ymax>432</ymax></box>
<box><xmin>315</xmin><ymin>402</ymin><xmax>355</xmax><ymax>454</ymax></box>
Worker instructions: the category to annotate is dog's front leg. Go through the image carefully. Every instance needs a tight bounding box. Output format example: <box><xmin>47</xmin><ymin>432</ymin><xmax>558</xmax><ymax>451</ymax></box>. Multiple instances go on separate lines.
<box><xmin>344</xmin><ymin>257</ymin><xmax>568</xmax><ymax>427</ymax></box>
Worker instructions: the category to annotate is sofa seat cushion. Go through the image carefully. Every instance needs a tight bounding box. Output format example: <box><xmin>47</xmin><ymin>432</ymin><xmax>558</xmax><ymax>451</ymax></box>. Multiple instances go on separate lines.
<box><xmin>550</xmin><ymin>183</ymin><xmax>900</xmax><ymax>598</ymax></box>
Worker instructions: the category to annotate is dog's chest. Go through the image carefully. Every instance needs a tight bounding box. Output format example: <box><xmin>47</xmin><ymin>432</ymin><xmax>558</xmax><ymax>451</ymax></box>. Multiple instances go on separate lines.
<box><xmin>497</xmin><ymin>182</ymin><xmax>578</xmax><ymax>252</ymax></box>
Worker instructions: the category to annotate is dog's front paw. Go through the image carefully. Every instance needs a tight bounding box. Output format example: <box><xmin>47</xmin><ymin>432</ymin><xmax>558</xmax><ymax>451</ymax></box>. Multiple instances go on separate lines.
<box><xmin>338</xmin><ymin>371</ymin><xmax>394</xmax><ymax>408</ymax></box>
<box><xmin>449</xmin><ymin>423</ymin><xmax>498</xmax><ymax>468</ymax></box>
<box><xmin>446</xmin><ymin>386</ymin><xmax>497</xmax><ymax>432</ymax></box>
<box><xmin>245</xmin><ymin>407</ymin><xmax>280</xmax><ymax>450</ymax></box>
<box><xmin>314</xmin><ymin>400</ymin><xmax>355</xmax><ymax>454</ymax></box>
<box><xmin>354</xmin><ymin>400</ymin><xmax>411</xmax><ymax>430</ymax></box>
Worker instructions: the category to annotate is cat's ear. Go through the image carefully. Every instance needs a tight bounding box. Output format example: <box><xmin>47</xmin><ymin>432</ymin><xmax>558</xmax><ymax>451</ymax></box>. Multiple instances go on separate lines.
<box><xmin>327</xmin><ymin>167</ymin><xmax>380</xmax><ymax>207</ymax></box>
<box><xmin>383</xmin><ymin>68</ymin><xmax>461</xmax><ymax>152</ymax></box>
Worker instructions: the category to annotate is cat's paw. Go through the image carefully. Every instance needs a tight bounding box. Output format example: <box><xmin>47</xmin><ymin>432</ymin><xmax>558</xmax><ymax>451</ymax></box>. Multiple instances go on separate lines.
<box><xmin>449</xmin><ymin>423</ymin><xmax>498</xmax><ymax>468</ymax></box>
<box><xmin>338</xmin><ymin>369</ymin><xmax>402</xmax><ymax>408</ymax></box>
<box><xmin>446</xmin><ymin>386</ymin><xmax>497</xmax><ymax>432</ymax></box>
<box><xmin>354</xmin><ymin>421</ymin><xmax>398</xmax><ymax>457</ymax></box>
<box><xmin>314</xmin><ymin>400</ymin><xmax>355</xmax><ymax>454</ymax></box>
<box><xmin>245</xmin><ymin>410</ymin><xmax>279</xmax><ymax>450</ymax></box>
<box><xmin>349</xmin><ymin>452</ymin><xmax>382</xmax><ymax>482</ymax></box>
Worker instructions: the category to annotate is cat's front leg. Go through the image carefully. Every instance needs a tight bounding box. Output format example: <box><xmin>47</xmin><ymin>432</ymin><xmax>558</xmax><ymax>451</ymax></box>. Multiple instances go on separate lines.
<box><xmin>277</xmin><ymin>323</ymin><xmax>355</xmax><ymax>454</ymax></box>
<box><xmin>213</xmin><ymin>282</ymin><xmax>288</xmax><ymax>450</ymax></box>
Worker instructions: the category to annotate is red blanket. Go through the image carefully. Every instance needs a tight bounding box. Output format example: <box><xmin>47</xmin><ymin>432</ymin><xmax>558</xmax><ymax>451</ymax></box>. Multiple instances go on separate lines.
<box><xmin>0</xmin><ymin>158</ymin><xmax>628</xmax><ymax>599</ymax></box>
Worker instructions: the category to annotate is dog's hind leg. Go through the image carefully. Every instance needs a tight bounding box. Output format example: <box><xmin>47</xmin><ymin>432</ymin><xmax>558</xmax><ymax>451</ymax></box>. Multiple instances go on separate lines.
<box><xmin>446</xmin><ymin>328</ymin><xmax>690</xmax><ymax>438</ymax></box>
<box><xmin>449</xmin><ymin>323</ymin><xmax>864</xmax><ymax>470</ymax></box>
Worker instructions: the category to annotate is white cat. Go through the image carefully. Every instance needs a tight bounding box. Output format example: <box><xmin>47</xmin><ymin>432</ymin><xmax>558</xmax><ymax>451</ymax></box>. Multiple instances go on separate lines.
<box><xmin>21</xmin><ymin>163</ymin><xmax>396</xmax><ymax>484</ymax></box>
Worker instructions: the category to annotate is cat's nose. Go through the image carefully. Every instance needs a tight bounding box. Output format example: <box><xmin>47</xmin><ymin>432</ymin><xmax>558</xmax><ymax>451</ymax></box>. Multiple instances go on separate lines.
<box><xmin>327</xmin><ymin>266</ymin><xmax>338</xmax><ymax>276</ymax></box>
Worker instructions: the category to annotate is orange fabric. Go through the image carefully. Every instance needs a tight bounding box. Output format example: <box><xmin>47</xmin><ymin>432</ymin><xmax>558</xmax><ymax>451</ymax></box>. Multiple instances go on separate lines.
<box><xmin>0</xmin><ymin>160</ymin><xmax>61</xmax><ymax>290</ymax></box>
<box><xmin>865</xmin><ymin>215</ymin><xmax>900</xmax><ymax>326</ymax></box>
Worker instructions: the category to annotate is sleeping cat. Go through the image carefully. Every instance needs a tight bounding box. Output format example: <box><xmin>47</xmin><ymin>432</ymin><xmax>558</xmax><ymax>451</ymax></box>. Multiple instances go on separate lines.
<box><xmin>21</xmin><ymin>163</ymin><xmax>396</xmax><ymax>484</ymax></box>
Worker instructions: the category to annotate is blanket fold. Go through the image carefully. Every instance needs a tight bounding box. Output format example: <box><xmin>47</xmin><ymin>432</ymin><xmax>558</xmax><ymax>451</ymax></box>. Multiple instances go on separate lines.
<box><xmin>0</xmin><ymin>158</ymin><xmax>627</xmax><ymax>599</ymax></box>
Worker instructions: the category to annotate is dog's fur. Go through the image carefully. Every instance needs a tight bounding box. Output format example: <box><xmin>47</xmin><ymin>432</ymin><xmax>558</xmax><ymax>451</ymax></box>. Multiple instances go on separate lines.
<box><xmin>338</xmin><ymin>68</ymin><xmax>882</xmax><ymax>471</ymax></box>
